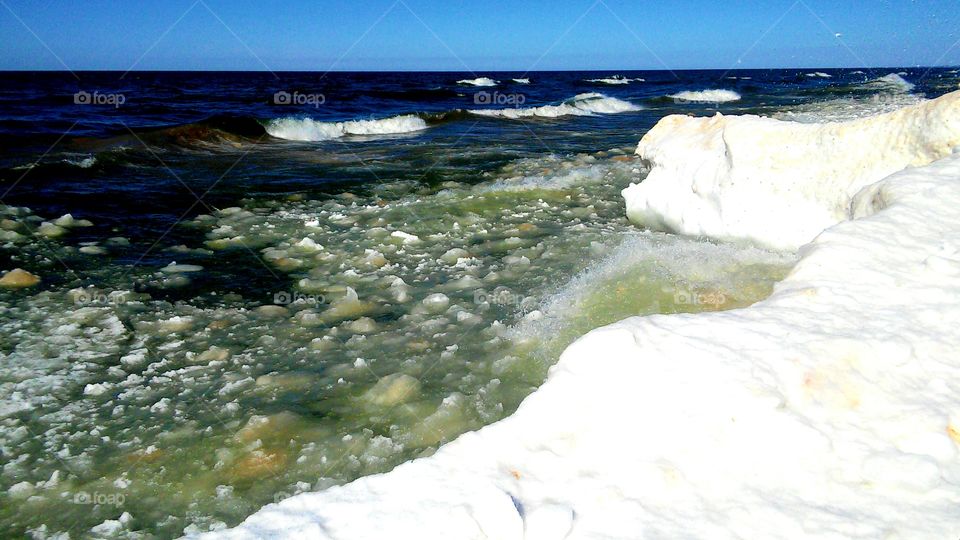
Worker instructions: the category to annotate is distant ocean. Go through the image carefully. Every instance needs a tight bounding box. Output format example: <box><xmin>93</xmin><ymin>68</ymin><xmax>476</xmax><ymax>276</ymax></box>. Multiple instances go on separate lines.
<box><xmin>1</xmin><ymin>67</ymin><xmax>957</xmax><ymax>538</ymax></box>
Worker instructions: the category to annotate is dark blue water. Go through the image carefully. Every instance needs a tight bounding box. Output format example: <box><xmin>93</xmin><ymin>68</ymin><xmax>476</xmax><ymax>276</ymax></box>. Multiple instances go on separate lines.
<box><xmin>1</xmin><ymin>69</ymin><xmax>955</xmax><ymax>266</ymax></box>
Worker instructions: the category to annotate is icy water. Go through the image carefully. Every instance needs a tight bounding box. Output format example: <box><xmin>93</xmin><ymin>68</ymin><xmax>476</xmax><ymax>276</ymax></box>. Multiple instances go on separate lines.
<box><xmin>0</xmin><ymin>68</ymin><xmax>957</xmax><ymax>538</ymax></box>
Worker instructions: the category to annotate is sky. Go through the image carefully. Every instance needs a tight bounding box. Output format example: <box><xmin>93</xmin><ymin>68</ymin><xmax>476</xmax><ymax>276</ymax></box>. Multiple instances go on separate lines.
<box><xmin>1</xmin><ymin>0</ymin><xmax>959</xmax><ymax>71</ymax></box>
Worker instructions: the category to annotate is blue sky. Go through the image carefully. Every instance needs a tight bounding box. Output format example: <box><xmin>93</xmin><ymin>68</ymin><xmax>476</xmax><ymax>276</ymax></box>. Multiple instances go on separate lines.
<box><xmin>1</xmin><ymin>0</ymin><xmax>958</xmax><ymax>71</ymax></box>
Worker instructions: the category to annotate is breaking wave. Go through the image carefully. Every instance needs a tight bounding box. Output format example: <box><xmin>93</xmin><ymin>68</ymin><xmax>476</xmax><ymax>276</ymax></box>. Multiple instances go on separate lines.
<box><xmin>668</xmin><ymin>89</ymin><xmax>742</xmax><ymax>103</ymax></box>
<box><xmin>457</xmin><ymin>77</ymin><xmax>498</xmax><ymax>87</ymax></box>
<box><xmin>265</xmin><ymin>114</ymin><xmax>429</xmax><ymax>142</ymax></box>
<box><xmin>468</xmin><ymin>92</ymin><xmax>641</xmax><ymax>119</ymax></box>
<box><xmin>584</xmin><ymin>75</ymin><xmax>644</xmax><ymax>85</ymax></box>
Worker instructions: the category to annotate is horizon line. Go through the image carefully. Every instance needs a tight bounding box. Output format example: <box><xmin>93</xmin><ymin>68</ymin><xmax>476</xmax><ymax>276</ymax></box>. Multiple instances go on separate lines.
<box><xmin>0</xmin><ymin>65</ymin><xmax>957</xmax><ymax>74</ymax></box>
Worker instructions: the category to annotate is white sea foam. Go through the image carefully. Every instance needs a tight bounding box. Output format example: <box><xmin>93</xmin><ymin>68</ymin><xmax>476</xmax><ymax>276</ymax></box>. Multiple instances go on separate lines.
<box><xmin>265</xmin><ymin>115</ymin><xmax>428</xmax><ymax>141</ymax></box>
<box><xmin>457</xmin><ymin>77</ymin><xmax>498</xmax><ymax>87</ymax></box>
<box><xmin>624</xmin><ymin>90</ymin><xmax>960</xmax><ymax>250</ymax></box>
<box><xmin>511</xmin><ymin>78</ymin><xmax>530</xmax><ymax>84</ymax></box>
<box><xmin>862</xmin><ymin>72</ymin><xmax>916</xmax><ymax>93</ymax></box>
<box><xmin>585</xmin><ymin>75</ymin><xmax>644</xmax><ymax>85</ymax></box>
<box><xmin>806</xmin><ymin>71</ymin><xmax>832</xmax><ymax>78</ymax></box>
<box><xmin>64</xmin><ymin>156</ymin><xmax>97</xmax><ymax>168</ymax></box>
<box><xmin>200</xmin><ymin>90</ymin><xmax>960</xmax><ymax>540</ymax></box>
<box><xmin>469</xmin><ymin>92</ymin><xmax>640</xmax><ymax>119</ymax></box>
<box><xmin>777</xmin><ymin>73</ymin><xmax>921</xmax><ymax>123</ymax></box>
<box><xmin>668</xmin><ymin>89</ymin><xmax>741</xmax><ymax>103</ymax></box>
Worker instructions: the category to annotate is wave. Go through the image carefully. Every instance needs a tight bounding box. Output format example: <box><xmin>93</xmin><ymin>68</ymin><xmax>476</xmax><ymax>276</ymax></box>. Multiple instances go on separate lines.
<box><xmin>585</xmin><ymin>75</ymin><xmax>644</xmax><ymax>85</ymax></box>
<box><xmin>468</xmin><ymin>92</ymin><xmax>641</xmax><ymax>119</ymax></box>
<box><xmin>63</xmin><ymin>156</ymin><xmax>97</xmax><ymax>169</ymax></box>
<box><xmin>511</xmin><ymin>78</ymin><xmax>531</xmax><ymax>84</ymax></box>
<box><xmin>65</xmin><ymin>114</ymin><xmax>268</xmax><ymax>155</ymax></box>
<box><xmin>806</xmin><ymin>72</ymin><xmax>832</xmax><ymax>78</ymax></box>
<box><xmin>861</xmin><ymin>73</ymin><xmax>915</xmax><ymax>93</ymax></box>
<box><xmin>668</xmin><ymin>89</ymin><xmax>741</xmax><ymax>103</ymax></box>
<box><xmin>457</xmin><ymin>77</ymin><xmax>498</xmax><ymax>87</ymax></box>
<box><xmin>265</xmin><ymin>114</ymin><xmax>429</xmax><ymax>142</ymax></box>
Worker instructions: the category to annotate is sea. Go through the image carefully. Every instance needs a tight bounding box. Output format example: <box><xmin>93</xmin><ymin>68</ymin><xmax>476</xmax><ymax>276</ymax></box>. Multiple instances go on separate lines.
<box><xmin>1</xmin><ymin>67</ymin><xmax>957</xmax><ymax>538</ymax></box>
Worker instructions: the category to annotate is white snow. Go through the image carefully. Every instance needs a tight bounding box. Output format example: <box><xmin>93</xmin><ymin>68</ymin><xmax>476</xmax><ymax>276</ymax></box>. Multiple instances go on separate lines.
<box><xmin>197</xmin><ymin>92</ymin><xmax>960</xmax><ymax>540</ymax></box>
<box><xmin>624</xmin><ymin>90</ymin><xmax>960</xmax><ymax>250</ymax></box>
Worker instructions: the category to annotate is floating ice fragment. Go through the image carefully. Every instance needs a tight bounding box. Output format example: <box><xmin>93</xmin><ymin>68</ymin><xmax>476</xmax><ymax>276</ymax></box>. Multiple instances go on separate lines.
<box><xmin>364</xmin><ymin>374</ymin><xmax>421</xmax><ymax>406</ymax></box>
<box><xmin>0</xmin><ymin>268</ymin><xmax>40</xmax><ymax>288</ymax></box>
<box><xmin>294</xmin><ymin>237</ymin><xmax>323</xmax><ymax>251</ymax></box>
<box><xmin>390</xmin><ymin>231</ymin><xmax>421</xmax><ymax>244</ymax></box>
<box><xmin>161</xmin><ymin>262</ymin><xmax>204</xmax><ymax>273</ymax></box>
<box><xmin>422</xmin><ymin>293</ymin><xmax>451</xmax><ymax>313</ymax></box>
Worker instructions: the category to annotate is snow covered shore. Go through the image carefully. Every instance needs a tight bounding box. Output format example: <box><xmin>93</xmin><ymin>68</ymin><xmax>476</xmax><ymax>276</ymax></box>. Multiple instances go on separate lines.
<box><xmin>624</xmin><ymin>90</ymin><xmax>960</xmax><ymax>250</ymax></box>
<box><xmin>198</xmin><ymin>92</ymin><xmax>960</xmax><ymax>539</ymax></box>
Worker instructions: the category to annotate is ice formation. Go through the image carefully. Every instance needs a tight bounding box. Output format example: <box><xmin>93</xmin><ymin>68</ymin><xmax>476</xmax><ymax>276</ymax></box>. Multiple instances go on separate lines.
<box><xmin>199</xmin><ymin>90</ymin><xmax>960</xmax><ymax>539</ymax></box>
<box><xmin>624</xmin><ymin>90</ymin><xmax>960</xmax><ymax>250</ymax></box>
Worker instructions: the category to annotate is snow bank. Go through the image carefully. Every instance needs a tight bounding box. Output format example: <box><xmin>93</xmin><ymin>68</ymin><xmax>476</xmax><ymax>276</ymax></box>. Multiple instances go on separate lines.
<box><xmin>198</xmin><ymin>94</ymin><xmax>960</xmax><ymax>540</ymax></box>
<box><xmin>624</xmin><ymin>90</ymin><xmax>960</xmax><ymax>250</ymax></box>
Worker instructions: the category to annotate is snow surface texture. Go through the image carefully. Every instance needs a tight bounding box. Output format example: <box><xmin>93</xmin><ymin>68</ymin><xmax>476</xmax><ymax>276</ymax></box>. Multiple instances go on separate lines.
<box><xmin>199</xmin><ymin>94</ymin><xmax>960</xmax><ymax>540</ymax></box>
<box><xmin>625</xmin><ymin>90</ymin><xmax>960</xmax><ymax>250</ymax></box>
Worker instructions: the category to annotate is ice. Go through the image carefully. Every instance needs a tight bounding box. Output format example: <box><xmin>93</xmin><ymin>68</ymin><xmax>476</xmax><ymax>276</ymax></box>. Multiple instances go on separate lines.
<box><xmin>624</xmin><ymin>90</ymin><xmax>960</xmax><ymax>250</ymax></box>
<box><xmin>363</xmin><ymin>374</ymin><xmax>421</xmax><ymax>406</ymax></box>
<box><xmin>421</xmin><ymin>293</ymin><xmax>450</xmax><ymax>313</ymax></box>
<box><xmin>0</xmin><ymin>268</ymin><xmax>40</xmax><ymax>288</ymax></box>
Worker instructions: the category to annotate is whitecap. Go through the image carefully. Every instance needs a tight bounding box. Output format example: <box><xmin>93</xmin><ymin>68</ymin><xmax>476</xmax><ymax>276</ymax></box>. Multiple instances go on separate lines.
<box><xmin>806</xmin><ymin>72</ymin><xmax>832</xmax><ymax>78</ymax></box>
<box><xmin>585</xmin><ymin>75</ymin><xmax>644</xmax><ymax>85</ymax></box>
<box><xmin>457</xmin><ymin>77</ymin><xmax>498</xmax><ymax>87</ymax></box>
<box><xmin>468</xmin><ymin>92</ymin><xmax>640</xmax><ymax>119</ymax></box>
<box><xmin>61</xmin><ymin>156</ymin><xmax>97</xmax><ymax>168</ymax></box>
<box><xmin>511</xmin><ymin>78</ymin><xmax>531</xmax><ymax>84</ymax></box>
<box><xmin>862</xmin><ymin>73</ymin><xmax>915</xmax><ymax>93</ymax></box>
<box><xmin>668</xmin><ymin>89</ymin><xmax>741</xmax><ymax>103</ymax></box>
<box><xmin>265</xmin><ymin>114</ymin><xmax>429</xmax><ymax>142</ymax></box>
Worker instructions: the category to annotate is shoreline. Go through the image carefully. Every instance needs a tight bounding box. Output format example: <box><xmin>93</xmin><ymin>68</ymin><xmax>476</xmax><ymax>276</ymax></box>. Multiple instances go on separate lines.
<box><xmin>199</xmin><ymin>91</ymin><xmax>960</xmax><ymax>539</ymax></box>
